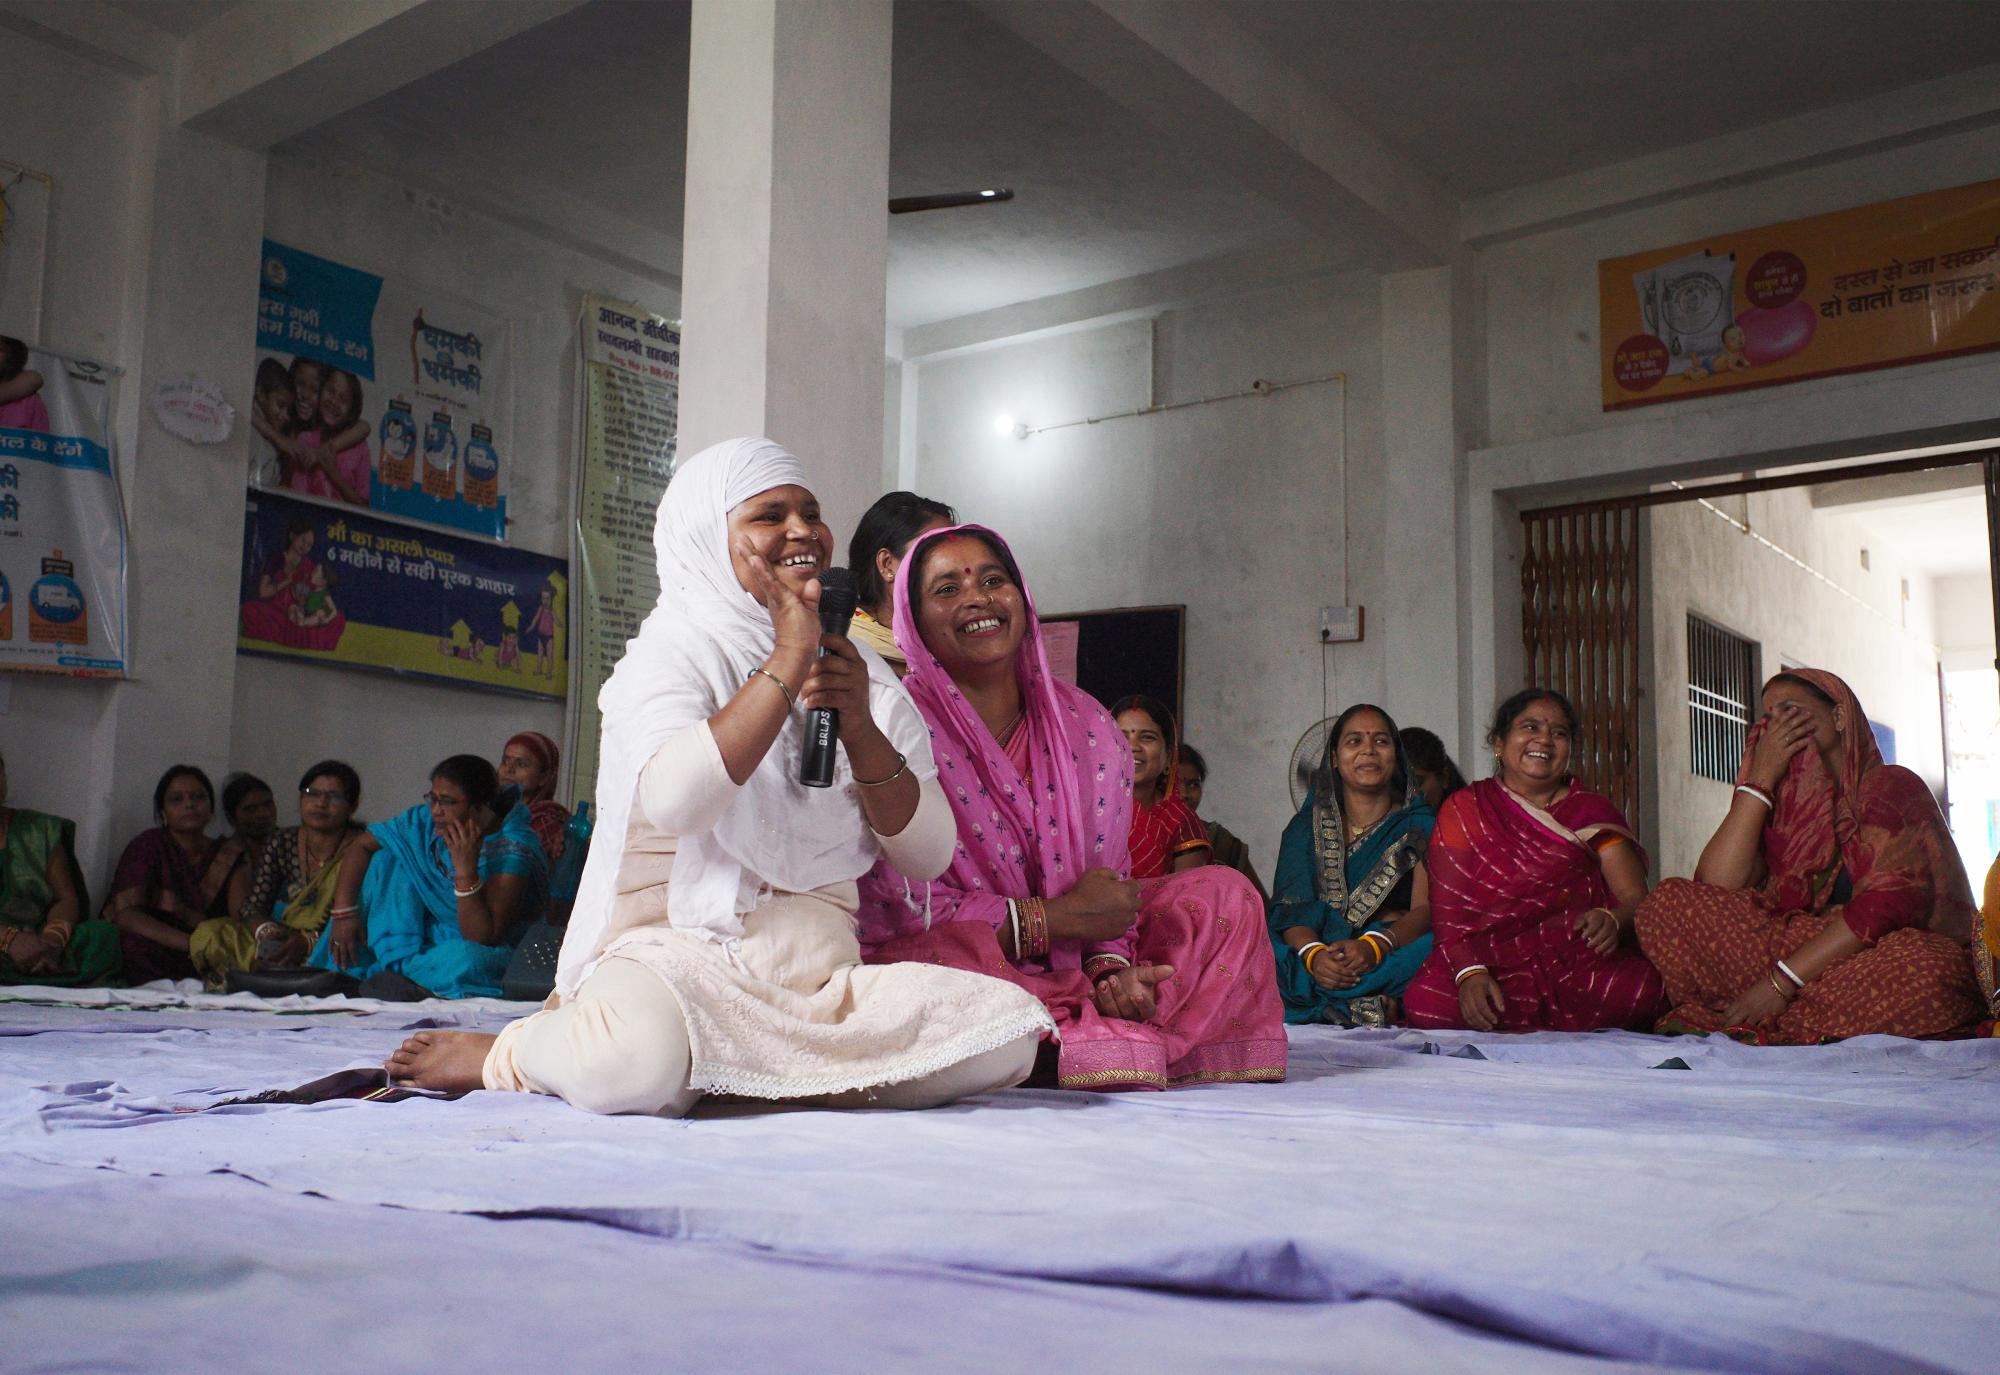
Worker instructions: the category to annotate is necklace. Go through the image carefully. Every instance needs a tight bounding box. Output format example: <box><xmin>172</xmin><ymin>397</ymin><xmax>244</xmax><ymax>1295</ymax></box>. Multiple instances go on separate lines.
<box><xmin>996</xmin><ymin>708</ymin><xmax>1026</xmax><ymax>747</ymax></box>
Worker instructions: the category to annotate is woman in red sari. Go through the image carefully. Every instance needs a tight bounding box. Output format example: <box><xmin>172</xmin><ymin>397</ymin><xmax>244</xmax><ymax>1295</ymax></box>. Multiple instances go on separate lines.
<box><xmin>1110</xmin><ymin>694</ymin><xmax>1210</xmax><ymax>880</ymax></box>
<box><xmin>1634</xmin><ymin>669</ymin><xmax>1981</xmax><ymax>1043</ymax></box>
<box><xmin>1404</xmin><ymin>689</ymin><xmax>1664</xmax><ymax>1032</ymax></box>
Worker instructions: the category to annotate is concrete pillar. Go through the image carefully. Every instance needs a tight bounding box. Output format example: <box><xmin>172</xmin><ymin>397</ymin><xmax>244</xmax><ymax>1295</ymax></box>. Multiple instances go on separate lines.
<box><xmin>1379</xmin><ymin>264</ymin><xmax>1470</xmax><ymax>754</ymax></box>
<box><xmin>99</xmin><ymin>99</ymin><xmax>268</xmax><ymax>854</ymax></box>
<box><xmin>676</xmin><ymin>0</ymin><xmax>893</xmax><ymax>538</ymax></box>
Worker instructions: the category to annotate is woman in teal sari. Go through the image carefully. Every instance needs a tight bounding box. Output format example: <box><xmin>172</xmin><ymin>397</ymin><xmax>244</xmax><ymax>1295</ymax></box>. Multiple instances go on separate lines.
<box><xmin>1268</xmin><ymin>704</ymin><xmax>1435</xmax><ymax>1026</ymax></box>
<box><xmin>311</xmin><ymin>754</ymin><xmax>548</xmax><ymax>998</ymax></box>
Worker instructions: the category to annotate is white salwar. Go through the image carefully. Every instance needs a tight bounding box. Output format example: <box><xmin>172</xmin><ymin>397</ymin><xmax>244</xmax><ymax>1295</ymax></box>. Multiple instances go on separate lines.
<box><xmin>483</xmin><ymin>439</ymin><xmax>1051</xmax><ymax>1114</ymax></box>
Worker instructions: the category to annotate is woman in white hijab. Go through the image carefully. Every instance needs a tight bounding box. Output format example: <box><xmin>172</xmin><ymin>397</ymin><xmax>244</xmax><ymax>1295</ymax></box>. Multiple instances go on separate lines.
<box><xmin>389</xmin><ymin>438</ymin><xmax>1052</xmax><ymax>1114</ymax></box>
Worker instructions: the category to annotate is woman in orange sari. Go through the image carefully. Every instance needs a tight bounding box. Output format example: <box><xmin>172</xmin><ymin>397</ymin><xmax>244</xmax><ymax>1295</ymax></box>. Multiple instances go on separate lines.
<box><xmin>1634</xmin><ymin>669</ymin><xmax>1982</xmax><ymax>1043</ymax></box>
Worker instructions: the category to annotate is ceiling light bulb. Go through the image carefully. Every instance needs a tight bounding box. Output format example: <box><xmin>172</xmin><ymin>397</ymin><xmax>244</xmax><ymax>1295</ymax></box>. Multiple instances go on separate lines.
<box><xmin>993</xmin><ymin>413</ymin><xmax>1016</xmax><ymax>437</ymax></box>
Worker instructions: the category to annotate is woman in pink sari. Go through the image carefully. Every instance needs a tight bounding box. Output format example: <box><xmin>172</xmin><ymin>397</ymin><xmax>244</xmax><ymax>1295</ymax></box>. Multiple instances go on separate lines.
<box><xmin>857</xmin><ymin>525</ymin><xmax>1285</xmax><ymax>1090</ymax></box>
<box><xmin>1403</xmin><ymin>688</ymin><xmax>1665</xmax><ymax>1033</ymax></box>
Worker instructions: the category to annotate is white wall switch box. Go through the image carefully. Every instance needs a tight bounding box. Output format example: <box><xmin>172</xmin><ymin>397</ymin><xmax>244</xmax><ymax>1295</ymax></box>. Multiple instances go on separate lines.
<box><xmin>1319</xmin><ymin>605</ymin><xmax>1364</xmax><ymax>642</ymax></box>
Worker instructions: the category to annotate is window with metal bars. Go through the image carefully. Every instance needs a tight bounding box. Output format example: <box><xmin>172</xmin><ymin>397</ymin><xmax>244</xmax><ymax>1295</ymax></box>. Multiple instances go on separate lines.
<box><xmin>1687</xmin><ymin>613</ymin><xmax>1758</xmax><ymax>783</ymax></box>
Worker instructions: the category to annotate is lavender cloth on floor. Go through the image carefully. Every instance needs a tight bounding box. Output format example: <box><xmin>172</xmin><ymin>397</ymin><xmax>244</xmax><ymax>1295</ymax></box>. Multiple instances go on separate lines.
<box><xmin>2</xmin><ymin>998</ymin><xmax>1995</xmax><ymax>1374</ymax></box>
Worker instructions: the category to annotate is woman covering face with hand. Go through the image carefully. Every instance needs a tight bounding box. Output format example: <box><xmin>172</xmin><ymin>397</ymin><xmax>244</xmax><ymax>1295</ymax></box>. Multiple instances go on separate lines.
<box><xmin>386</xmin><ymin>439</ymin><xmax>1050</xmax><ymax>1115</ymax></box>
<box><xmin>1636</xmin><ymin>669</ymin><xmax>1983</xmax><ymax>1042</ymax></box>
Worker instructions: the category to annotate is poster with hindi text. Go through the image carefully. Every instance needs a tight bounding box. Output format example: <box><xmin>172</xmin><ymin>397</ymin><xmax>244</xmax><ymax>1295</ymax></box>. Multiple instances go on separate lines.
<box><xmin>1600</xmin><ymin>178</ymin><xmax>2000</xmax><ymax>410</ymax></box>
<box><xmin>238</xmin><ymin>490</ymin><xmax>565</xmax><ymax>700</ymax></box>
<box><xmin>567</xmin><ymin>294</ymin><xmax>681</xmax><ymax>802</ymax></box>
<box><xmin>253</xmin><ymin>239</ymin><xmax>512</xmax><ymax>540</ymax></box>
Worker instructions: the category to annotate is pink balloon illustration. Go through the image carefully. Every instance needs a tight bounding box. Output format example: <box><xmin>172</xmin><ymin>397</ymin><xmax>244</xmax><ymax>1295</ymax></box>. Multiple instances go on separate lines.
<box><xmin>1736</xmin><ymin>299</ymin><xmax>1817</xmax><ymax>365</ymax></box>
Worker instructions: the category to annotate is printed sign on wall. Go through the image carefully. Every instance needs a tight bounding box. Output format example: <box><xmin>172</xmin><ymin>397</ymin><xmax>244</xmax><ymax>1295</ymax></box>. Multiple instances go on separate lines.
<box><xmin>238</xmin><ymin>490</ymin><xmax>565</xmax><ymax>701</ymax></box>
<box><xmin>567</xmin><ymin>294</ymin><xmax>680</xmax><ymax>802</ymax></box>
<box><xmin>1600</xmin><ymin>178</ymin><xmax>2000</xmax><ymax>410</ymax></box>
<box><xmin>253</xmin><ymin>239</ymin><xmax>512</xmax><ymax>540</ymax></box>
<box><xmin>0</xmin><ymin>335</ymin><xmax>127</xmax><ymax>677</ymax></box>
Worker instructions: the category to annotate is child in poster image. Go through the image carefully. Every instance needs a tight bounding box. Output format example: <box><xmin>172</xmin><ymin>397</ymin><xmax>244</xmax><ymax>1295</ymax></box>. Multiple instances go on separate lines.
<box><xmin>529</xmin><ymin>583</ymin><xmax>560</xmax><ymax>679</ymax></box>
<box><xmin>247</xmin><ymin>359</ymin><xmax>292</xmax><ymax>486</ymax></box>
<box><xmin>292</xmin><ymin>564</ymin><xmax>339</xmax><ymax>628</ymax></box>
<box><xmin>0</xmin><ymin>337</ymin><xmax>50</xmax><ymax>433</ymax></box>
<box><xmin>250</xmin><ymin>356</ymin><xmax>373</xmax><ymax>504</ymax></box>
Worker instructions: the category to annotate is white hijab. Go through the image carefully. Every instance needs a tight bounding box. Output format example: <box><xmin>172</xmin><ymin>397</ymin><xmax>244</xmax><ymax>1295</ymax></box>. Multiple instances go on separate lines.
<box><xmin>555</xmin><ymin>437</ymin><xmax>932</xmax><ymax>997</ymax></box>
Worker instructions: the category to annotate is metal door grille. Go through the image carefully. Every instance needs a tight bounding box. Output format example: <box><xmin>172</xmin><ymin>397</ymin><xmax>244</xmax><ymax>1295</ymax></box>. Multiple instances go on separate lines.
<box><xmin>1520</xmin><ymin>507</ymin><xmax>1643</xmax><ymax>825</ymax></box>
<box><xmin>1686</xmin><ymin>613</ymin><xmax>1756</xmax><ymax>783</ymax></box>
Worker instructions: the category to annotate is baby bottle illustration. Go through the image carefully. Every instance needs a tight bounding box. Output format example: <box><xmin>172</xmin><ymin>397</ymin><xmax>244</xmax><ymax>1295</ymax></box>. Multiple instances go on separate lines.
<box><xmin>422</xmin><ymin>410</ymin><xmax>458</xmax><ymax>501</ymax></box>
<box><xmin>29</xmin><ymin>549</ymin><xmax>87</xmax><ymax>646</ymax></box>
<box><xmin>463</xmin><ymin>421</ymin><xmax>500</xmax><ymax>510</ymax></box>
<box><xmin>378</xmin><ymin>397</ymin><xmax>417</xmax><ymax>490</ymax></box>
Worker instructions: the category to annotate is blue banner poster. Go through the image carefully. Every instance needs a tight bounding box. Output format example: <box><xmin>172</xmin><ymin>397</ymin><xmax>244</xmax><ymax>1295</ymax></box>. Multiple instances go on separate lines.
<box><xmin>0</xmin><ymin>337</ymin><xmax>127</xmax><ymax>677</ymax></box>
<box><xmin>238</xmin><ymin>491</ymin><xmax>565</xmax><ymax>701</ymax></box>
<box><xmin>252</xmin><ymin>239</ymin><xmax>512</xmax><ymax>540</ymax></box>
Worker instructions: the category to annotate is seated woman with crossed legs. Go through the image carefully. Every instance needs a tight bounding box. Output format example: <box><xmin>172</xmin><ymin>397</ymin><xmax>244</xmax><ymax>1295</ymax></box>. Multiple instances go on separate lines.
<box><xmin>1403</xmin><ymin>689</ymin><xmax>1664</xmax><ymax>1033</ymax></box>
<box><xmin>856</xmin><ymin>524</ymin><xmax>1285</xmax><ymax>1090</ymax></box>
<box><xmin>389</xmin><ymin>440</ymin><xmax>1049</xmax><ymax>1112</ymax></box>
<box><xmin>1636</xmin><ymin>669</ymin><xmax>1981</xmax><ymax>1042</ymax></box>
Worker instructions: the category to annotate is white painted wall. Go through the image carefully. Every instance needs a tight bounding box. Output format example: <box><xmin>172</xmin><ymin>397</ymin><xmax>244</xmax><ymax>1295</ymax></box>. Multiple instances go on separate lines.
<box><xmin>1649</xmin><ymin>489</ymin><xmax>1947</xmax><ymax>879</ymax></box>
<box><xmin>228</xmin><ymin>152</ymin><xmax>680</xmax><ymax>821</ymax></box>
<box><xmin>909</xmin><ymin>274</ymin><xmax>1389</xmax><ymax>878</ymax></box>
<box><xmin>1935</xmin><ymin>570</ymin><xmax>1996</xmax><ymax>673</ymax></box>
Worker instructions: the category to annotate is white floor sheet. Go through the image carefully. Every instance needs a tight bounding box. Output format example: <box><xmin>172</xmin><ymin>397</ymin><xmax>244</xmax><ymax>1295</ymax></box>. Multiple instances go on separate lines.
<box><xmin>2</xmin><ymin>985</ymin><xmax>1993</xmax><ymax>1373</ymax></box>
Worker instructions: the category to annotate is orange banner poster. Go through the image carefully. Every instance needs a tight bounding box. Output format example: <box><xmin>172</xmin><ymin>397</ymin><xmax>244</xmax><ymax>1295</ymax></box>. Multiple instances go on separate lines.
<box><xmin>1599</xmin><ymin>179</ymin><xmax>2000</xmax><ymax>410</ymax></box>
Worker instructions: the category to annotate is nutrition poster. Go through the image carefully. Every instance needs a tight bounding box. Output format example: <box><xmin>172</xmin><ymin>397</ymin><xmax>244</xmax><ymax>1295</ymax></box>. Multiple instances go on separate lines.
<box><xmin>0</xmin><ymin>337</ymin><xmax>127</xmax><ymax>678</ymax></box>
<box><xmin>238</xmin><ymin>489</ymin><xmax>566</xmax><ymax>701</ymax></box>
<box><xmin>1599</xmin><ymin>178</ymin><xmax>2000</xmax><ymax>410</ymax></box>
<box><xmin>568</xmin><ymin>294</ymin><xmax>681</xmax><ymax>802</ymax></box>
<box><xmin>252</xmin><ymin>239</ymin><xmax>513</xmax><ymax>540</ymax></box>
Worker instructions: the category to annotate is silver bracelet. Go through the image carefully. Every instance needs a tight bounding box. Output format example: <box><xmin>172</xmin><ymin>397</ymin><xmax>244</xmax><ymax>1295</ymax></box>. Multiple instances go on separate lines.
<box><xmin>1005</xmin><ymin>899</ymin><xmax>1022</xmax><ymax>960</ymax></box>
<box><xmin>453</xmin><ymin>878</ymin><xmax>485</xmax><ymax>899</ymax></box>
<box><xmin>1775</xmin><ymin>958</ymin><xmax>1806</xmax><ymax>990</ymax></box>
<box><xmin>1734</xmin><ymin>784</ymin><xmax>1774</xmax><ymax>810</ymax></box>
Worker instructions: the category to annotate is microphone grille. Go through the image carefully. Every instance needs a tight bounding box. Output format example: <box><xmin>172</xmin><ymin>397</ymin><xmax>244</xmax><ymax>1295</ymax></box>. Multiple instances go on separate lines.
<box><xmin>818</xmin><ymin>565</ymin><xmax>858</xmax><ymax>616</ymax></box>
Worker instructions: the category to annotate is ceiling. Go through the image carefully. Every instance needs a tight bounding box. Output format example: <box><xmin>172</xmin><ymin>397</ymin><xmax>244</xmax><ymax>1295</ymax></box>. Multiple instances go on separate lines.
<box><xmin>104</xmin><ymin>0</ymin><xmax>238</xmax><ymax>38</ymax></box>
<box><xmin>259</xmin><ymin>0</ymin><xmax>2000</xmax><ymax>330</ymax></box>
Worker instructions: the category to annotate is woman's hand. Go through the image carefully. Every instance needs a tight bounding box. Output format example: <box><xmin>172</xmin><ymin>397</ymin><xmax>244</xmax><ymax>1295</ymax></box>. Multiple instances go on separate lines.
<box><xmin>440</xmin><ymin>818</ymin><xmax>483</xmax><ymax>887</ymax></box>
<box><xmin>327</xmin><ymin>913</ymin><xmax>362</xmax><ymax>968</ymax></box>
<box><xmin>1093</xmin><ymin>963</ymin><xmax>1173</xmax><ymax>1021</ymax></box>
<box><xmin>1457</xmin><ymin>971</ymin><xmax>1506</xmax><ymax>1032</ymax></box>
<box><xmin>1721</xmin><ymin>973</ymin><xmax>1791</xmax><ymax>1029</ymax></box>
<box><xmin>10</xmin><ymin>931</ymin><xmax>62</xmax><ymax>975</ymax></box>
<box><xmin>800</xmin><ymin>634</ymin><xmax>881</xmax><ymax>748</ymax></box>
<box><xmin>1747</xmin><ymin>705</ymin><xmax>1815</xmax><ymax>791</ymax></box>
<box><xmin>1574</xmin><ymin>906</ymin><xmax>1622</xmax><ymax>956</ymax></box>
<box><xmin>1312</xmin><ymin>940</ymin><xmax>1369</xmax><ymax>989</ymax></box>
<box><xmin>1045</xmin><ymin>868</ymin><xmax>1140</xmax><ymax>944</ymax></box>
<box><xmin>734</xmin><ymin>536</ymin><xmax>821</xmax><ymax>656</ymax></box>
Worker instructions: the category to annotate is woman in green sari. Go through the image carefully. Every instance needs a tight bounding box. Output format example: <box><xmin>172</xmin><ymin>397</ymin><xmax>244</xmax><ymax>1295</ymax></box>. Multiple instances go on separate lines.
<box><xmin>0</xmin><ymin>751</ymin><xmax>120</xmax><ymax>986</ymax></box>
<box><xmin>1268</xmin><ymin>704</ymin><xmax>1435</xmax><ymax>1026</ymax></box>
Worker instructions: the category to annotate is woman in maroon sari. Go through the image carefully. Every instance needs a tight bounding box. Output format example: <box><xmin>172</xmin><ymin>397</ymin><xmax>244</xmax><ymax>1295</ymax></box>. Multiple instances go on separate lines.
<box><xmin>856</xmin><ymin>525</ymin><xmax>1285</xmax><ymax>1090</ymax></box>
<box><xmin>1404</xmin><ymin>689</ymin><xmax>1663</xmax><ymax>1033</ymax></box>
<box><xmin>104</xmin><ymin>765</ymin><xmax>237</xmax><ymax>984</ymax></box>
<box><xmin>498</xmin><ymin>731</ymin><xmax>570</xmax><ymax>862</ymax></box>
<box><xmin>1635</xmin><ymin>669</ymin><xmax>1981</xmax><ymax>1043</ymax></box>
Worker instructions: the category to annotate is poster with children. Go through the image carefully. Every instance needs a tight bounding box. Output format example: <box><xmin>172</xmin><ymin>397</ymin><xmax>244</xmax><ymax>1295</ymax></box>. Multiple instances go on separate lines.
<box><xmin>0</xmin><ymin>335</ymin><xmax>128</xmax><ymax>678</ymax></box>
<box><xmin>252</xmin><ymin>239</ymin><xmax>512</xmax><ymax>541</ymax></box>
<box><xmin>238</xmin><ymin>490</ymin><xmax>565</xmax><ymax>701</ymax></box>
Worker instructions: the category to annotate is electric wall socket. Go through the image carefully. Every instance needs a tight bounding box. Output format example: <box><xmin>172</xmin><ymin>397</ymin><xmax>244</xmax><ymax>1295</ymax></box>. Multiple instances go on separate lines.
<box><xmin>1319</xmin><ymin>605</ymin><xmax>1364</xmax><ymax>643</ymax></box>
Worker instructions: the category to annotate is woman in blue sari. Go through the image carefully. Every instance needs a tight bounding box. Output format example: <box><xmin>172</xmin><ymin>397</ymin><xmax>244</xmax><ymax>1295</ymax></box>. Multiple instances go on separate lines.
<box><xmin>311</xmin><ymin>754</ymin><xmax>548</xmax><ymax>998</ymax></box>
<box><xmin>1269</xmin><ymin>704</ymin><xmax>1435</xmax><ymax>1026</ymax></box>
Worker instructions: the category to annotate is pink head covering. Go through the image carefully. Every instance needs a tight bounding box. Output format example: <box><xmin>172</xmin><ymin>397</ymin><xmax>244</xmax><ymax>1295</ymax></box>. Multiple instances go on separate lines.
<box><xmin>890</xmin><ymin>523</ymin><xmax>1133</xmax><ymax>898</ymax></box>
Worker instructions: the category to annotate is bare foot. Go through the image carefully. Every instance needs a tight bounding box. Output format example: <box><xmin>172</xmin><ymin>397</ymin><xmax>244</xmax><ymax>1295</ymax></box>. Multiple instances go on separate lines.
<box><xmin>386</xmin><ymin>1030</ymin><xmax>497</xmax><ymax>1092</ymax></box>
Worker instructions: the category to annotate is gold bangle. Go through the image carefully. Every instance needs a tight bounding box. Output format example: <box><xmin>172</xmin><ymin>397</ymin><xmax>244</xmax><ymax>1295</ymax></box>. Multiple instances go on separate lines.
<box><xmin>854</xmin><ymin>752</ymin><xmax>909</xmax><ymax>788</ymax></box>
<box><xmin>747</xmin><ymin>666</ymin><xmax>796</xmax><ymax>710</ymax></box>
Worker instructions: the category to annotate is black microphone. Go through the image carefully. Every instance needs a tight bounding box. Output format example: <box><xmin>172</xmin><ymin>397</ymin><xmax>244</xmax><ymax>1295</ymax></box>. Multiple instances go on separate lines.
<box><xmin>800</xmin><ymin>566</ymin><xmax>858</xmax><ymax>788</ymax></box>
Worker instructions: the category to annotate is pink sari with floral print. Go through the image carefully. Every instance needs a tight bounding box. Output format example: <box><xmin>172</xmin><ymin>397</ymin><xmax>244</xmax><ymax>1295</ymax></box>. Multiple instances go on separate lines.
<box><xmin>855</xmin><ymin>524</ymin><xmax>1285</xmax><ymax>1090</ymax></box>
